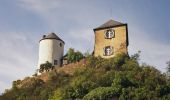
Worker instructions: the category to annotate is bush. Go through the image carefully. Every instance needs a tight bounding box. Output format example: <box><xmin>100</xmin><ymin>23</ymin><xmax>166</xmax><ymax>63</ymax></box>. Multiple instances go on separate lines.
<box><xmin>83</xmin><ymin>87</ymin><xmax>120</xmax><ymax>100</ymax></box>
<box><xmin>67</xmin><ymin>48</ymin><xmax>84</xmax><ymax>63</ymax></box>
<box><xmin>96</xmin><ymin>71</ymin><xmax>115</xmax><ymax>87</ymax></box>
<box><xmin>2</xmin><ymin>52</ymin><xmax>170</xmax><ymax>100</ymax></box>
<box><xmin>86</xmin><ymin>55</ymin><xmax>105</xmax><ymax>68</ymax></box>
<box><xmin>112</xmin><ymin>72</ymin><xmax>134</xmax><ymax>88</ymax></box>
<box><xmin>39</xmin><ymin>61</ymin><xmax>54</xmax><ymax>73</ymax></box>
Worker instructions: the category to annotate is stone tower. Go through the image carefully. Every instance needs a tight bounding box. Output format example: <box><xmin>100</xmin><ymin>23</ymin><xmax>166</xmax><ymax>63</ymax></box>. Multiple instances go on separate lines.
<box><xmin>38</xmin><ymin>33</ymin><xmax>64</xmax><ymax>69</ymax></box>
<box><xmin>93</xmin><ymin>19</ymin><xmax>129</xmax><ymax>58</ymax></box>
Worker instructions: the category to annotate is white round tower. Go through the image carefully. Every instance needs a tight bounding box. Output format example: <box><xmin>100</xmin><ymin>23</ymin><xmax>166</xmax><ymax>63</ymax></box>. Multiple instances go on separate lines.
<box><xmin>38</xmin><ymin>33</ymin><xmax>64</xmax><ymax>69</ymax></box>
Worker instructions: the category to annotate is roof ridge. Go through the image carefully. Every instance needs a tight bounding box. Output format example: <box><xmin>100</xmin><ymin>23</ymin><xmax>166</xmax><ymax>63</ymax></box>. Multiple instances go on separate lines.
<box><xmin>40</xmin><ymin>32</ymin><xmax>65</xmax><ymax>43</ymax></box>
<box><xmin>94</xmin><ymin>19</ymin><xmax>125</xmax><ymax>30</ymax></box>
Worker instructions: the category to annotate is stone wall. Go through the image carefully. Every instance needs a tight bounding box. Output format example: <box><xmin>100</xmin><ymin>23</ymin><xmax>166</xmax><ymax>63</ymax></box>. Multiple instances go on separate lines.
<box><xmin>94</xmin><ymin>25</ymin><xmax>128</xmax><ymax>58</ymax></box>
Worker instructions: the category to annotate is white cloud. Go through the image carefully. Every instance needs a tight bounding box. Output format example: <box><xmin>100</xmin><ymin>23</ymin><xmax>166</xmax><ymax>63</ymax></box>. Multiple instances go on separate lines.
<box><xmin>128</xmin><ymin>26</ymin><xmax>170</xmax><ymax>72</ymax></box>
<box><xmin>64</xmin><ymin>28</ymin><xmax>94</xmax><ymax>53</ymax></box>
<box><xmin>17</xmin><ymin>0</ymin><xmax>64</xmax><ymax>30</ymax></box>
<box><xmin>68</xmin><ymin>29</ymin><xmax>93</xmax><ymax>41</ymax></box>
<box><xmin>18</xmin><ymin>0</ymin><xmax>61</xmax><ymax>13</ymax></box>
<box><xmin>17</xmin><ymin>0</ymin><xmax>106</xmax><ymax>30</ymax></box>
<box><xmin>0</xmin><ymin>81</ymin><xmax>11</xmax><ymax>95</ymax></box>
<box><xmin>0</xmin><ymin>31</ymin><xmax>38</xmax><ymax>93</ymax></box>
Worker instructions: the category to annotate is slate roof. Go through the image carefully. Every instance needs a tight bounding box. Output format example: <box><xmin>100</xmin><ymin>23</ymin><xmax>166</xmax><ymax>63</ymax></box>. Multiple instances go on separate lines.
<box><xmin>40</xmin><ymin>33</ymin><xmax>65</xmax><ymax>43</ymax></box>
<box><xmin>94</xmin><ymin>19</ymin><xmax>125</xmax><ymax>30</ymax></box>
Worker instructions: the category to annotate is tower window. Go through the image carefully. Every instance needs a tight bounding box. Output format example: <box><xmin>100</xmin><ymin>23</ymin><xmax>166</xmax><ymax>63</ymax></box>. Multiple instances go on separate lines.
<box><xmin>60</xmin><ymin>43</ymin><xmax>62</xmax><ymax>47</ymax></box>
<box><xmin>105</xmin><ymin>29</ymin><xmax>114</xmax><ymax>39</ymax></box>
<box><xmin>103</xmin><ymin>46</ymin><xmax>113</xmax><ymax>56</ymax></box>
<box><xmin>54</xmin><ymin>60</ymin><xmax>58</xmax><ymax>65</ymax></box>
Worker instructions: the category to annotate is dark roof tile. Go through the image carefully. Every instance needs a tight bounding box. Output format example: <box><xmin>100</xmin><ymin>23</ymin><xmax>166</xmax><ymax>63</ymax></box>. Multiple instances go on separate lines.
<box><xmin>40</xmin><ymin>33</ymin><xmax>65</xmax><ymax>43</ymax></box>
<box><xmin>94</xmin><ymin>19</ymin><xmax>125</xmax><ymax>30</ymax></box>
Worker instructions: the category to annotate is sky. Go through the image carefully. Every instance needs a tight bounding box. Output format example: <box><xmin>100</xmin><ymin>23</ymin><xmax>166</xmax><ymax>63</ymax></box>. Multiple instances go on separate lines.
<box><xmin>0</xmin><ymin>0</ymin><xmax>170</xmax><ymax>94</ymax></box>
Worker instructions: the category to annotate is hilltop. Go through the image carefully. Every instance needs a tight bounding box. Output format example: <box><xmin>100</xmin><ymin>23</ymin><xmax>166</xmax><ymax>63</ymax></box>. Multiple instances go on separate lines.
<box><xmin>0</xmin><ymin>53</ymin><xmax>170</xmax><ymax>100</ymax></box>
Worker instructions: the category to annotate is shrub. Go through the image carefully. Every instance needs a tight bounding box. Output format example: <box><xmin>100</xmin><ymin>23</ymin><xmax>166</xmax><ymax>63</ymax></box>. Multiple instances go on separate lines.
<box><xmin>2</xmin><ymin>52</ymin><xmax>170</xmax><ymax>100</ymax></box>
<box><xmin>112</xmin><ymin>72</ymin><xmax>134</xmax><ymax>88</ymax></box>
<box><xmin>83</xmin><ymin>87</ymin><xmax>120</xmax><ymax>100</ymax></box>
<box><xmin>48</xmin><ymin>88</ymin><xmax>64</xmax><ymax>100</ymax></box>
<box><xmin>96</xmin><ymin>71</ymin><xmax>115</xmax><ymax>87</ymax></box>
<box><xmin>67</xmin><ymin>48</ymin><xmax>84</xmax><ymax>63</ymax></box>
<box><xmin>111</xmin><ymin>53</ymin><xmax>129</xmax><ymax>70</ymax></box>
<box><xmin>86</xmin><ymin>56</ymin><xmax>105</xmax><ymax>68</ymax></box>
<box><xmin>39</xmin><ymin>61</ymin><xmax>54</xmax><ymax>73</ymax></box>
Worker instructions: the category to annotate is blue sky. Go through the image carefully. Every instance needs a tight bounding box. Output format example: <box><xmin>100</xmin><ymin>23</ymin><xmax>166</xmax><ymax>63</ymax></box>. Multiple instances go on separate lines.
<box><xmin>0</xmin><ymin>0</ymin><xmax>170</xmax><ymax>93</ymax></box>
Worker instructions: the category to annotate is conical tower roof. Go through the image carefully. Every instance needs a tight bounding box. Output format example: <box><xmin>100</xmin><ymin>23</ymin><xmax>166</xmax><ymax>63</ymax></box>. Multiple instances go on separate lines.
<box><xmin>40</xmin><ymin>33</ymin><xmax>64</xmax><ymax>43</ymax></box>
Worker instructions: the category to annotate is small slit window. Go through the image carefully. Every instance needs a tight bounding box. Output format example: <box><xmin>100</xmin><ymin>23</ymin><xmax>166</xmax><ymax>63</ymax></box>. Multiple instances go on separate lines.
<box><xmin>54</xmin><ymin>60</ymin><xmax>58</xmax><ymax>65</ymax></box>
<box><xmin>60</xmin><ymin>43</ymin><xmax>62</xmax><ymax>47</ymax></box>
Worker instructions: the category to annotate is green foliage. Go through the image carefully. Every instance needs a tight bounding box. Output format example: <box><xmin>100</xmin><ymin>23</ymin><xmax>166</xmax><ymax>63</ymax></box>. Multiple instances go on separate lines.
<box><xmin>48</xmin><ymin>88</ymin><xmax>64</xmax><ymax>100</ymax></box>
<box><xmin>65</xmin><ymin>81</ymin><xmax>97</xmax><ymax>99</ymax></box>
<box><xmin>167</xmin><ymin>61</ymin><xmax>170</xmax><ymax>76</ymax></box>
<box><xmin>112</xmin><ymin>72</ymin><xmax>135</xmax><ymax>88</ymax></box>
<box><xmin>83</xmin><ymin>87</ymin><xmax>120</xmax><ymax>100</ymax></box>
<box><xmin>84</xmin><ymin>51</ymin><xmax>91</xmax><ymax>58</ymax></box>
<box><xmin>39</xmin><ymin>61</ymin><xmax>54</xmax><ymax>73</ymax></box>
<box><xmin>167</xmin><ymin>61</ymin><xmax>170</xmax><ymax>69</ymax></box>
<box><xmin>86</xmin><ymin>55</ymin><xmax>105</xmax><ymax>68</ymax></box>
<box><xmin>130</xmin><ymin>51</ymin><xmax>141</xmax><ymax>61</ymax></box>
<box><xmin>67</xmin><ymin>48</ymin><xmax>84</xmax><ymax>63</ymax></box>
<box><xmin>96</xmin><ymin>71</ymin><xmax>115</xmax><ymax>87</ymax></box>
<box><xmin>1</xmin><ymin>52</ymin><xmax>170</xmax><ymax>100</ymax></box>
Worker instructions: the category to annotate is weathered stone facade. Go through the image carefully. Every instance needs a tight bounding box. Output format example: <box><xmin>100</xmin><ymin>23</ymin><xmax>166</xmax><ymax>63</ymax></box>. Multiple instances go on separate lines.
<box><xmin>93</xmin><ymin>20</ymin><xmax>129</xmax><ymax>58</ymax></box>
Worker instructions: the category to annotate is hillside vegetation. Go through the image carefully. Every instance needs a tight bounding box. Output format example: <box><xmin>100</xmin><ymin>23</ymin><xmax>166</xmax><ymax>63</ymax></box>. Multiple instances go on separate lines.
<box><xmin>0</xmin><ymin>53</ymin><xmax>170</xmax><ymax>100</ymax></box>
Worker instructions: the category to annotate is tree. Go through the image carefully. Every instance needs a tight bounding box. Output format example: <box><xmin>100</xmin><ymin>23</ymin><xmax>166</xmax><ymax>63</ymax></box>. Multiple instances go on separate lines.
<box><xmin>131</xmin><ymin>51</ymin><xmax>141</xmax><ymax>61</ymax></box>
<box><xmin>39</xmin><ymin>61</ymin><xmax>54</xmax><ymax>73</ymax></box>
<box><xmin>75</xmin><ymin>51</ymin><xmax>84</xmax><ymax>62</ymax></box>
<box><xmin>83</xmin><ymin>87</ymin><xmax>120</xmax><ymax>100</ymax></box>
<box><xmin>67</xmin><ymin>48</ymin><xmax>84</xmax><ymax>63</ymax></box>
<box><xmin>84</xmin><ymin>51</ymin><xmax>91</xmax><ymax>58</ymax></box>
<box><xmin>166</xmin><ymin>61</ymin><xmax>170</xmax><ymax>76</ymax></box>
<box><xmin>2</xmin><ymin>52</ymin><xmax>170</xmax><ymax>100</ymax></box>
<box><xmin>67</xmin><ymin>48</ymin><xmax>75</xmax><ymax>63</ymax></box>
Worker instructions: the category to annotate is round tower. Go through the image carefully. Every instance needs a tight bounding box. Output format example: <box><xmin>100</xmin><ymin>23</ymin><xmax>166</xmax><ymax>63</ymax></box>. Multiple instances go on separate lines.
<box><xmin>38</xmin><ymin>33</ymin><xmax>64</xmax><ymax>69</ymax></box>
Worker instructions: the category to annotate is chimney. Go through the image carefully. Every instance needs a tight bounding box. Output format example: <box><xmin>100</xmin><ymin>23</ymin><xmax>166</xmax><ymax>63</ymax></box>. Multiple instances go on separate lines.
<box><xmin>43</xmin><ymin>35</ymin><xmax>46</xmax><ymax>38</ymax></box>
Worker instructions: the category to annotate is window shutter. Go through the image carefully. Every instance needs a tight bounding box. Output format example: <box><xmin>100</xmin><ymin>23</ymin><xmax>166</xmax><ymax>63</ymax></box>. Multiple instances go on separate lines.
<box><xmin>104</xmin><ymin>31</ymin><xmax>107</xmax><ymax>38</ymax></box>
<box><xmin>112</xmin><ymin>30</ymin><xmax>115</xmax><ymax>38</ymax></box>
<box><xmin>111</xmin><ymin>47</ymin><xmax>114</xmax><ymax>55</ymax></box>
<box><xmin>111</xmin><ymin>32</ymin><xmax>114</xmax><ymax>38</ymax></box>
<box><xmin>103</xmin><ymin>47</ymin><xmax>106</xmax><ymax>56</ymax></box>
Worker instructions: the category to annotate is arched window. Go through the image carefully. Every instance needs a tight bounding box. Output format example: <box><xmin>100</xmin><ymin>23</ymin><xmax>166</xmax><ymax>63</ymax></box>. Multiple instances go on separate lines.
<box><xmin>103</xmin><ymin>46</ymin><xmax>113</xmax><ymax>56</ymax></box>
<box><xmin>105</xmin><ymin>29</ymin><xmax>114</xmax><ymax>39</ymax></box>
